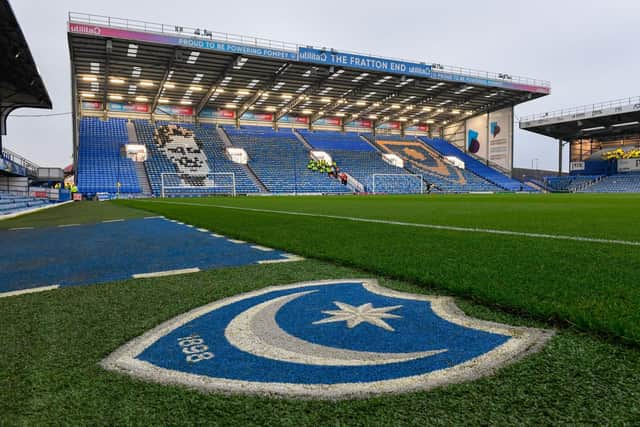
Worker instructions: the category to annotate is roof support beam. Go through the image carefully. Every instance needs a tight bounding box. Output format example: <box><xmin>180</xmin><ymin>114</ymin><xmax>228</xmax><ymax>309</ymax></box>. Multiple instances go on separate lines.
<box><xmin>237</xmin><ymin>63</ymin><xmax>292</xmax><ymax>118</ymax></box>
<box><xmin>195</xmin><ymin>56</ymin><xmax>238</xmax><ymax>116</ymax></box>
<box><xmin>275</xmin><ymin>69</ymin><xmax>332</xmax><ymax>121</ymax></box>
<box><xmin>102</xmin><ymin>39</ymin><xmax>112</xmax><ymax>113</ymax></box>
<box><xmin>310</xmin><ymin>76</ymin><xmax>375</xmax><ymax>123</ymax></box>
<box><xmin>151</xmin><ymin>48</ymin><xmax>177</xmax><ymax>115</ymax></box>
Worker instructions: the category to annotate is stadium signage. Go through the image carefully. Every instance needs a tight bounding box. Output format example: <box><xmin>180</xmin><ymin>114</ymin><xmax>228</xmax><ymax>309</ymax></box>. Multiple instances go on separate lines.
<box><xmin>617</xmin><ymin>159</ymin><xmax>640</xmax><ymax>173</ymax></box>
<box><xmin>102</xmin><ymin>279</ymin><xmax>552</xmax><ymax>399</ymax></box>
<box><xmin>299</xmin><ymin>48</ymin><xmax>432</xmax><ymax>78</ymax></box>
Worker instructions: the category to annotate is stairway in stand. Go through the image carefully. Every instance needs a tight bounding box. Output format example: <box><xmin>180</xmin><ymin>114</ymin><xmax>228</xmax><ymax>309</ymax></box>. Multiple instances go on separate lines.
<box><xmin>134</xmin><ymin>161</ymin><xmax>153</xmax><ymax>196</ymax></box>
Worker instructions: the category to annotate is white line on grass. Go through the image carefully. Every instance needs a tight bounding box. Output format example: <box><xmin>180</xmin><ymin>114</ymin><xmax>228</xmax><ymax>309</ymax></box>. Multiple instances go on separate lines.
<box><xmin>0</xmin><ymin>285</ymin><xmax>60</xmax><ymax>299</ymax></box>
<box><xmin>146</xmin><ymin>200</ymin><xmax>640</xmax><ymax>247</ymax></box>
<box><xmin>251</xmin><ymin>245</ymin><xmax>274</xmax><ymax>251</ymax></box>
<box><xmin>144</xmin><ymin>216</ymin><xmax>165</xmax><ymax>220</ymax></box>
<box><xmin>228</xmin><ymin>239</ymin><xmax>247</xmax><ymax>244</ymax></box>
<box><xmin>258</xmin><ymin>254</ymin><xmax>305</xmax><ymax>264</ymax></box>
<box><xmin>210</xmin><ymin>233</ymin><xmax>223</xmax><ymax>238</ymax></box>
<box><xmin>58</xmin><ymin>223</ymin><xmax>81</xmax><ymax>228</ymax></box>
<box><xmin>8</xmin><ymin>227</ymin><xmax>34</xmax><ymax>231</ymax></box>
<box><xmin>197</xmin><ymin>228</ymin><xmax>209</xmax><ymax>232</ymax></box>
<box><xmin>102</xmin><ymin>219</ymin><xmax>125</xmax><ymax>223</ymax></box>
<box><xmin>132</xmin><ymin>268</ymin><xmax>200</xmax><ymax>279</ymax></box>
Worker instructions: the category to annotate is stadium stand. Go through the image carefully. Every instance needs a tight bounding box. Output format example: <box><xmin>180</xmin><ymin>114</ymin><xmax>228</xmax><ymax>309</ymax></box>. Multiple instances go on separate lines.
<box><xmin>76</xmin><ymin>118</ymin><xmax>141</xmax><ymax>195</ymax></box>
<box><xmin>223</xmin><ymin>126</ymin><xmax>350</xmax><ymax>194</ymax></box>
<box><xmin>0</xmin><ymin>192</ymin><xmax>50</xmax><ymax>216</ymax></box>
<box><xmin>579</xmin><ymin>174</ymin><xmax>640</xmax><ymax>193</ymax></box>
<box><xmin>417</xmin><ymin>137</ymin><xmax>533</xmax><ymax>191</ymax></box>
<box><xmin>544</xmin><ymin>175</ymin><xmax>602</xmax><ymax>192</ymax></box>
<box><xmin>297</xmin><ymin>130</ymin><xmax>376</xmax><ymax>152</ymax></box>
<box><xmin>372</xmin><ymin>136</ymin><xmax>503</xmax><ymax>192</ymax></box>
<box><xmin>132</xmin><ymin>121</ymin><xmax>260</xmax><ymax>196</ymax></box>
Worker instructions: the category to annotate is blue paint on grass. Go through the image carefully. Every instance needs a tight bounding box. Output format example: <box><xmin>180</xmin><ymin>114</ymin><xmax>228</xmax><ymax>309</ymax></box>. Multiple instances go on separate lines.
<box><xmin>0</xmin><ymin>218</ymin><xmax>289</xmax><ymax>293</ymax></box>
<box><xmin>137</xmin><ymin>281</ymin><xmax>510</xmax><ymax>384</ymax></box>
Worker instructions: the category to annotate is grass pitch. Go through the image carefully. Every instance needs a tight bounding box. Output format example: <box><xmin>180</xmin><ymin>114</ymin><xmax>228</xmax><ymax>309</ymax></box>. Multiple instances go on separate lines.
<box><xmin>2</xmin><ymin>196</ymin><xmax>640</xmax><ymax>425</ymax></box>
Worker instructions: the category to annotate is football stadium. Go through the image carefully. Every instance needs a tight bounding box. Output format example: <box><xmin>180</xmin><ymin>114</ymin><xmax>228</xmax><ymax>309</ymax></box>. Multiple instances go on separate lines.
<box><xmin>2</xmin><ymin>1</ymin><xmax>640</xmax><ymax>425</ymax></box>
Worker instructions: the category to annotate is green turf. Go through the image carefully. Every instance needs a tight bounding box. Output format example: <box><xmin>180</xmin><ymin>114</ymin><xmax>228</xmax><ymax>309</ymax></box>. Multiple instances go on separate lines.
<box><xmin>0</xmin><ymin>201</ymin><xmax>148</xmax><ymax>229</ymax></box>
<box><xmin>116</xmin><ymin>194</ymin><xmax>640</xmax><ymax>345</ymax></box>
<box><xmin>1</xmin><ymin>260</ymin><xmax>639</xmax><ymax>426</ymax></box>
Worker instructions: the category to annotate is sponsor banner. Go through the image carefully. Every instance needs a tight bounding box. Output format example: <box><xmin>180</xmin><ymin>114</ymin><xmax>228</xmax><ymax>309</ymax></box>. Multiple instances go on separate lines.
<box><xmin>155</xmin><ymin>105</ymin><xmax>194</xmax><ymax>116</ymax></box>
<box><xmin>109</xmin><ymin>102</ymin><xmax>150</xmax><ymax>113</ymax></box>
<box><xmin>200</xmin><ymin>108</ymin><xmax>236</xmax><ymax>119</ymax></box>
<box><xmin>570</xmin><ymin>161</ymin><xmax>586</xmax><ymax>171</ymax></box>
<box><xmin>488</xmin><ymin>108</ymin><xmax>513</xmax><ymax>171</ymax></box>
<box><xmin>376</xmin><ymin>121</ymin><xmax>401</xmax><ymax>130</ymax></box>
<box><xmin>313</xmin><ymin>117</ymin><xmax>341</xmax><ymax>127</ymax></box>
<box><xmin>345</xmin><ymin>119</ymin><xmax>372</xmax><ymax>129</ymax></box>
<box><xmin>240</xmin><ymin>111</ymin><xmax>274</xmax><ymax>122</ymax></box>
<box><xmin>299</xmin><ymin>47</ymin><xmax>432</xmax><ymax>79</ymax></box>
<box><xmin>466</xmin><ymin>114</ymin><xmax>488</xmax><ymax>160</ymax></box>
<box><xmin>81</xmin><ymin>101</ymin><xmax>102</xmax><ymax>111</ymax></box>
<box><xmin>617</xmin><ymin>158</ymin><xmax>640</xmax><ymax>173</ymax></box>
<box><xmin>279</xmin><ymin>114</ymin><xmax>309</xmax><ymax>125</ymax></box>
<box><xmin>405</xmin><ymin>124</ymin><xmax>429</xmax><ymax>132</ymax></box>
<box><xmin>68</xmin><ymin>23</ymin><xmax>298</xmax><ymax>61</ymax></box>
<box><xmin>0</xmin><ymin>158</ymin><xmax>27</xmax><ymax>176</ymax></box>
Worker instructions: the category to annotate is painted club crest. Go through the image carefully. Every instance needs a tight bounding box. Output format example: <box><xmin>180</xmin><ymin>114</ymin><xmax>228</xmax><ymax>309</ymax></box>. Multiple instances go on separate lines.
<box><xmin>102</xmin><ymin>280</ymin><xmax>552</xmax><ymax>399</ymax></box>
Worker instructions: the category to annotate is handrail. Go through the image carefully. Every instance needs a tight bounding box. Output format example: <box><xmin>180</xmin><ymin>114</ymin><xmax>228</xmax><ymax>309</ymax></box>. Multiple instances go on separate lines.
<box><xmin>68</xmin><ymin>12</ymin><xmax>551</xmax><ymax>90</ymax></box>
<box><xmin>520</xmin><ymin>96</ymin><xmax>640</xmax><ymax>123</ymax></box>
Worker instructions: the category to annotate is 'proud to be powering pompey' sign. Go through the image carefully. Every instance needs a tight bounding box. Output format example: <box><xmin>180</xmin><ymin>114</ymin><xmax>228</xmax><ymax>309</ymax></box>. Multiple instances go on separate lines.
<box><xmin>298</xmin><ymin>47</ymin><xmax>432</xmax><ymax>78</ymax></box>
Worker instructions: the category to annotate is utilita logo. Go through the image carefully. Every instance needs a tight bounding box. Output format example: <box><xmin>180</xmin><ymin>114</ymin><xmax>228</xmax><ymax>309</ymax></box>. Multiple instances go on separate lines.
<box><xmin>69</xmin><ymin>24</ymin><xmax>102</xmax><ymax>35</ymax></box>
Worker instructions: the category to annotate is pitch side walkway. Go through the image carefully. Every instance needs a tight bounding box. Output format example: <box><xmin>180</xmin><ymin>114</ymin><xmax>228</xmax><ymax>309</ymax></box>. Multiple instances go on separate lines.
<box><xmin>0</xmin><ymin>217</ymin><xmax>298</xmax><ymax>297</ymax></box>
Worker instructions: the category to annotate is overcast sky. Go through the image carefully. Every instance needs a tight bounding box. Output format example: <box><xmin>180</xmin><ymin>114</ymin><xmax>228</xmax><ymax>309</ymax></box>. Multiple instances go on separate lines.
<box><xmin>5</xmin><ymin>0</ymin><xmax>640</xmax><ymax>170</ymax></box>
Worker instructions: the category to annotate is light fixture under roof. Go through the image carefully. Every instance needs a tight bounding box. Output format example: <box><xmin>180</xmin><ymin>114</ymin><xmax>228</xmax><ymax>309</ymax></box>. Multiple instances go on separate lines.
<box><xmin>81</xmin><ymin>92</ymin><xmax>95</xmax><ymax>98</ymax></box>
<box><xmin>237</xmin><ymin>90</ymin><xmax>250</xmax><ymax>96</ymax></box>
<box><xmin>186</xmin><ymin>51</ymin><xmax>200</xmax><ymax>65</ymax></box>
<box><xmin>158</xmin><ymin>98</ymin><xmax>170</xmax><ymax>104</ymax></box>
<box><xmin>139</xmin><ymin>81</ymin><xmax>154</xmax><ymax>87</ymax></box>
<box><xmin>189</xmin><ymin>85</ymin><xmax>203</xmax><ymax>92</ymax></box>
<box><xmin>82</xmin><ymin>75</ymin><xmax>97</xmax><ymax>82</ymax></box>
<box><xmin>164</xmin><ymin>83</ymin><xmax>176</xmax><ymax>89</ymax></box>
<box><xmin>180</xmin><ymin>100</ymin><xmax>192</xmax><ymax>105</ymax></box>
<box><xmin>225</xmin><ymin>103</ymin><xmax>238</xmax><ymax>109</ymax></box>
<box><xmin>265</xmin><ymin>106</ymin><xmax>276</xmax><ymax>112</ymax></box>
<box><xmin>108</xmin><ymin>94</ymin><xmax>123</xmax><ymax>100</ymax></box>
<box><xmin>581</xmin><ymin>126</ymin><xmax>606</xmax><ymax>132</ymax></box>
<box><xmin>612</xmin><ymin>121</ymin><xmax>639</xmax><ymax>127</ymax></box>
<box><xmin>110</xmin><ymin>77</ymin><xmax>125</xmax><ymax>84</ymax></box>
<box><xmin>135</xmin><ymin>96</ymin><xmax>148</xmax><ymax>102</ymax></box>
<box><xmin>127</xmin><ymin>43</ymin><xmax>138</xmax><ymax>58</ymax></box>
<box><xmin>335</xmin><ymin>112</ymin><xmax>346</xmax><ymax>117</ymax></box>
<box><xmin>302</xmin><ymin>109</ymin><xmax>313</xmax><ymax>115</ymax></box>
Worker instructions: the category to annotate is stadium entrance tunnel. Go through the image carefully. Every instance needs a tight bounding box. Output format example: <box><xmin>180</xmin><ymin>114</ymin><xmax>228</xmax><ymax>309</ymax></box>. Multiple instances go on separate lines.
<box><xmin>0</xmin><ymin>217</ymin><xmax>299</xmax><ymax>297</ymax></box>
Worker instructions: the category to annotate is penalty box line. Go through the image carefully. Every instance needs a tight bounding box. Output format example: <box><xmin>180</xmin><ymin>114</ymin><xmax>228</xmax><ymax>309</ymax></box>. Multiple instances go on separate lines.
<box><xmin>145</xmin><ymin>200</ymin><xmax>640</xmax><ymax>248</ymax></box>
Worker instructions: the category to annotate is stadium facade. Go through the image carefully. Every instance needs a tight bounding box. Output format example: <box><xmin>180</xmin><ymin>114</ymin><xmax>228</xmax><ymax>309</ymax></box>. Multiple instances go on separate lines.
<box><xmin>68</xmin><ymin>13</ymin><xmax>551</xmax><ymax>197</ymax></box>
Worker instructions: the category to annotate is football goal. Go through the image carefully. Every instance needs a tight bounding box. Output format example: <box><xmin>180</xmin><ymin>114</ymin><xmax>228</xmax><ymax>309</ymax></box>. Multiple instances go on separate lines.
<box><xmin>371</xmin><ymin>174</ymin><xmax>425</xmax><ymax>194</ymax></box>
<box><xmin>160</xmin><ymin>172</ymin><xmax>236</xmax><ymax>197</ymax></box>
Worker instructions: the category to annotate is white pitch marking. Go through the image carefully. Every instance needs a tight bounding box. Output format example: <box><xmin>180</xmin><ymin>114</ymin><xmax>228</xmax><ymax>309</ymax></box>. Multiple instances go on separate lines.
<box><xmin>146</xmin><ymin>200</ymin><xmax>640</xmax><ymax>248</ymax></box>
<box><xmin>197</xmin><ymin>228</ymin><xmax>209</xmax><ymax>233</ymax></box>
<box><xmin>144</xmin><ymin>216</ymin><xmax>165</xmax><ymax>219</ymax></box>
<box><xmin>258</xmin><ymin>254</ymin><xmax>305</xmax><ymax>264</ymax></box>
<box><xmin>102</xmin><ymin>219</ymin><xmax>125</xmax><ymax>223</ymax></box>
<box><xmin>132</xmin><ymin>268</ymin><xmax>200</xmax><ymax>279</ymax></box>
<box><xmin>58</xmin><ymin>223</ymin><xmax>81</xmax><ymax>228</ymax></box>
<box><xmin>9</xmin><ymin>227</ymin><xmax>34</xmax><ymax>231</ymax></box>
<box><xmin>0</xmin><ymin>285</ymin><xmax>60</xmax><ymax>299</ymax></box>
<box><xmin>251</xmin><ymin>245</ymin><xmax>274</xmax><ymax>252</ymax></box>
<box><xmin>210</xmin><ymin>233</ymin><xmax>223</xmax><ymax>238</ymax></box>
<box><xmin>228</xmin><ymin>239</ymin><xmax>247</xmax><ymax>244</ymax></box>
<box><xmin>185</xmin><ymin>224</ymin><xmax>194</xmax><ymax>228</ymax></box>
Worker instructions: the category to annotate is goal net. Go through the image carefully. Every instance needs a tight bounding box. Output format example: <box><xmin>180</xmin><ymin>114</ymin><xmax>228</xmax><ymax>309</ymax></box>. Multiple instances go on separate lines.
<box><xmin>371</xmin><ymin>174</ymin><xmax>425</xmax><ymax>194</ymax></box>
<box><xmin>160</xmin><ymin>172</ymin><xmax>236</xmax><ymax>198</ymax></box>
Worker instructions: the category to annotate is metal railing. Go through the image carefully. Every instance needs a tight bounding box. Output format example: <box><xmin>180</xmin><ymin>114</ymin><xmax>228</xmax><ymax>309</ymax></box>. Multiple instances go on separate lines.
<box><xmin>520</xmin><ymin>96</ymin><xmax>640</xmax><ymax>123</ymax></box>
<box><xmin>68</xmin><ymin>12</ymin><xmax>551</xmax><ymax>90</ymax></box>
<box><xmin>1</xmin><ymin>148</ymin><xmax>39</xmax><ymax>176</ymax></box>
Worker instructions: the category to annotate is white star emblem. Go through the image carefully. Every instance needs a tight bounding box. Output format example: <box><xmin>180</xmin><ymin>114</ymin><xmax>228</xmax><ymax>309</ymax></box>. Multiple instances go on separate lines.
<box><xmin>312</xmin><ymin>301</ymin><xmax>403</xmax><ymax>331</ymax></box>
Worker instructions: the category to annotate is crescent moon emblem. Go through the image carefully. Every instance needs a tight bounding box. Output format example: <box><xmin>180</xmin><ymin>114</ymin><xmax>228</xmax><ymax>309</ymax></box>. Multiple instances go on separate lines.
<box><xmin>224</xmin><ymin>290</ymin><xmax>446</xmax><ymax>366</ymax></box>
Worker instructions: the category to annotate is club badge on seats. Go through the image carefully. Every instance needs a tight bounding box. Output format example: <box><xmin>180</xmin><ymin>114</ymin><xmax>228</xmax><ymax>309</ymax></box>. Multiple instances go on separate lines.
<box><xmin>102</xmin><ymin>279</ymin><xmax>552</xmax><ymax>399</ymax></box>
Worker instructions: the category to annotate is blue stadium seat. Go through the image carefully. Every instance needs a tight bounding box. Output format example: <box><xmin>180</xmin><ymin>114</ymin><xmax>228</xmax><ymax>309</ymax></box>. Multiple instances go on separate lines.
<box><xmin>0</xmin><ymin>192</ymin><xmax>50</xmax><ymax>216</ymax></box>
<box><xmin>76</xmin><ymin>117</ymin><xmax>141</xmax><ymax>195</ymax></box>
<box><xmin>297</xmin><ymin>129</ymin><xmax>376</xmax><ymax>151</ymax></box>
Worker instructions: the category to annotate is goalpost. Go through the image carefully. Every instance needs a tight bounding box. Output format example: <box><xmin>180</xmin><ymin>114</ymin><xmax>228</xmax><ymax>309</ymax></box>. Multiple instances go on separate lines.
<box><xmin>160</xmin><ymin>172</ymin><xmax>236</xmax><ymax>198</ymax></box>
<box><xmin>371</xmin><ymin>174</ymin><xmax>425</xmax><ymax>195</ymax></box>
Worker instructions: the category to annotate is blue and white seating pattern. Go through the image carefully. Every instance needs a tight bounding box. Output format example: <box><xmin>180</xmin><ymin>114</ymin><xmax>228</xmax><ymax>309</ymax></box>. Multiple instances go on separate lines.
<box><xmin>224</xmin><ymin>127</ymin><xmax>350</xmax><ymax>194</ymax></box>
<box><xmin>297</xmin><ymin>130</ymin><xmax>376</xmax><ymax>152</ymax></box>
<box><xmin>579</xmin><ymin>174</ymin><xmax>640</xmax><ymax>193</ymax></box>
<box><xmin>76</xmin><ymin>117</ymin><xmax>141</xmax><ymax>195</ymax></box>
<box><xmin>418</xmin><ymin>137</ymin><xmax>533</xmax><ymax>192</ymax></box>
